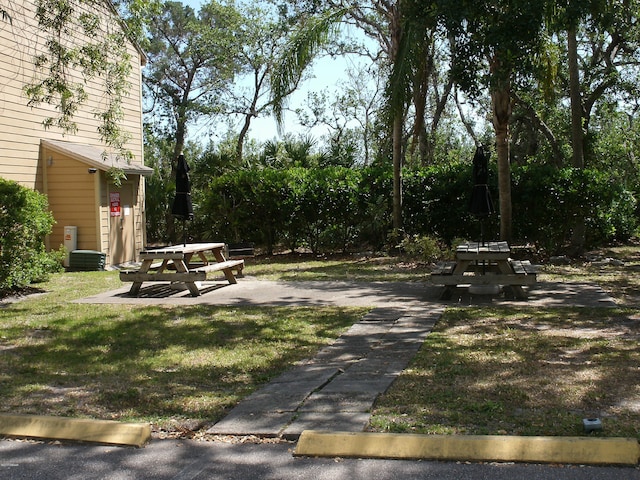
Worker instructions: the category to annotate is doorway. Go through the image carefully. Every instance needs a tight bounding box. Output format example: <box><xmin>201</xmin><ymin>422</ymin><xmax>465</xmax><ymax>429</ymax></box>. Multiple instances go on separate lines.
<box><xmin>109</xmin><ymin>182</ymin><xmax>136</xmax><ymax>265</ymax></box>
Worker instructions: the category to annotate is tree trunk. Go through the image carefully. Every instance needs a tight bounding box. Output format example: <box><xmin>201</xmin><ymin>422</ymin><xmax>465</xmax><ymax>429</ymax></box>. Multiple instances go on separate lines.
<box><xmin>236</xmin><ymin>70</ymin><xmax>264</xmax><ymax>163</ymax></box>
<box><xmin>167</xmin><ymin>117</ymin><xmax>187</xmax><ymax>244</ymax></box>
<box><xmin>512</xmin><ymin>92</ymin><xmax>563</xmax><ymax>167</ymax></box>
<box><xmin>425</xmin><ymin>73</ymin><xmax>454</xmax><ymax>164</ymax></box>
<box><xmin>491</xmin><ymin>83</ymin><xmax>512</xmax><ymax>243</ymax></box>
<box><xmin>568</xmin><ymin>27</ymin><xmax>584</xmax><ymax>169</ymax></box>
<box><xmin>409</xmin><ymin>41</ymin><xmax>430</xmax><ymax>164</ymax></box>
<box><xmin>568</xmin><ymin>26</ymin><xmax>586</xmax><ymax>254</ymax></box>
<box><xmin>236</xmin><ymin>114</ymin><xmax>252</xmax><ymax>164</ymax></box>
<box><xmin>392</xmin><ymin>112</ymin><xmax>403</xmax><ymax>231</ymax></box>
<box><xmin>389</xmin><ymin>2</ymin><xmax>403</xmax><ymax>232</ymax></box>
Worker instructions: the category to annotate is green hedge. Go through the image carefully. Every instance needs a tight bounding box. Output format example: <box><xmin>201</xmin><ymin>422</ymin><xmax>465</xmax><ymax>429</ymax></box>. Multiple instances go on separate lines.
<box><xmin>511</xmin><ymin>165</ymin><xmax>637</xmax><ymax>252</ymax></box>
<box><xmin>0</xmin><ymin>178</ymin><xmax>63</xmax><ymax>292</ymax></box>
<box><xmin>197</xmin><ymin>164</ymin><xmax>637</xmax><ymax>254</ymax></box>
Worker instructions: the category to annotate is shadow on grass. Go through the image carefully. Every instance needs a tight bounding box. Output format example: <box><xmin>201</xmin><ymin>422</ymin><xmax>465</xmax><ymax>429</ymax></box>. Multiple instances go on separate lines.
<box><xmin>0</xmin><ymin>304</ymin><xmax>367</xmax><ymax>425</ymax></box>
<box><xmin>371</xmin><ymin>307</ymin><xmax>640</xmax><ymax>438</ymax></box>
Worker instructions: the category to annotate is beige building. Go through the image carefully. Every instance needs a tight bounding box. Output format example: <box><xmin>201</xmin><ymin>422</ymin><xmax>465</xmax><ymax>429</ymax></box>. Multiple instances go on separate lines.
<box><xmin>0</xmin><ymin>0</ymin><xmax>151</xmax><ymax>266</ymax></box>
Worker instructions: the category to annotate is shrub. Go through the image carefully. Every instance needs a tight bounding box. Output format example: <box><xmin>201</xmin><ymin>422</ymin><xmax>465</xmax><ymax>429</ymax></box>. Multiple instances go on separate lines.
<box><xmin>398</xmin><ymin>234</ymin><xmax>447</xmax><ymax>262</ymax></box>
<box><xmin>511</xmin><ymin>165</ymin><xmax>637</xmax><ymax>253</ymax></box>
<box><xmin>0</xmin><ymin>178</ymin><xmax>63</xmax><ymax>292</ymax></box>
<box><xmin>196</xmin><ymin>163</ymin><xmax>636</xmax><ymax>255</ymax></box>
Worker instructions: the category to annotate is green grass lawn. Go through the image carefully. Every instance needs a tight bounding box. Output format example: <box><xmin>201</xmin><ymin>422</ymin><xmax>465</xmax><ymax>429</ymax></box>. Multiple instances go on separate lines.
<box><xmin>367</xmin><ymin>245</ymin><xmax>640</xmax><ymax>439</ymax></box>
<box><xmin>0</xmin><ymin>270</ymin><xmax>368</xmax><ymax>432</ymax></box>
<box><xmin>1</xmin><ymin>247</ymin><xmax>639</xmax><ymax>439</ymax></box>
<box><xmin>247</xmin><ymin>252</ymin><xmax>432</xmax><ymax>282</ymax></box>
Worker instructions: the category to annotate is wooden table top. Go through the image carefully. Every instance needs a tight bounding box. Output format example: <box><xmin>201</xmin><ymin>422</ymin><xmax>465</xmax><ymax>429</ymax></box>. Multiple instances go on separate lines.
<box><xmin>140</xmin><ymin>242</ymin><xmax>225</xmax><ymax>256</ymax></box>
<box><xmin>455</xmin><ymin>241</ymin><xmax>511</xmax><ymax>259</ymax></box>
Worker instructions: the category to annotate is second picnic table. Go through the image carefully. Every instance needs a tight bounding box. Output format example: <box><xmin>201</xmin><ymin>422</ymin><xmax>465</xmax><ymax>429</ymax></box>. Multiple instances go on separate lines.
<box><xmin>430</xmin><ymin>241</ymin><xmax>537</xmax><ymax>300</ymax></box>
<box><xmin>120</xmin><ymin>242</ymin><xmax>244</xmax><ymax>297</ymax></box>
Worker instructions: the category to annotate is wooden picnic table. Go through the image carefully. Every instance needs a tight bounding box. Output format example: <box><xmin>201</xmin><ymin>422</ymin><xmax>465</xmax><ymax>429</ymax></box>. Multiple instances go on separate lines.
<box><xmin>119</xmin><ymin>242</ymin><xmax>244</xmax><ymax>297</ymax></box>
<box><xmin>430</xmin><ymin>241</ymin><xmax>537</xmax><ymax>300</ymax></box>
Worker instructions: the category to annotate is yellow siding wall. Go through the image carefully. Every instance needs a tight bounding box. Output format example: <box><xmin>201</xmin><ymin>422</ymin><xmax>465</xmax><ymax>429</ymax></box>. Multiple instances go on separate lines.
<box><xmin>1</xmin><ymin>0</ymin><xmax>147</xmax><ymax>265</ymax></box>
<box><xmin>44</xmin><ymin>149</ymin><xmax>99</xmax><ymax>252</ymax></box>
<box><xmin>0</xmin><ymin>0</ymin><xmax>145</xmax><ymax>189</ymax></box>
<box><xmin>44</xmin><ymin>144</ymin><xmax>147</xmax><ymax>263</ymax></box>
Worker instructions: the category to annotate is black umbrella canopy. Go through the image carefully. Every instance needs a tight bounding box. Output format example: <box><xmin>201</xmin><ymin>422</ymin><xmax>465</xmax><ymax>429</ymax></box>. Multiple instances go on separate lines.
<box><xmin>468</xmin><ymin>146</ymin><xmax>494</xmax><ymax>217</ymax></box>
<box><xmin>171</xmin><ymin>153</ymin><xmax>194</xmax><ymax>221</ymax></box>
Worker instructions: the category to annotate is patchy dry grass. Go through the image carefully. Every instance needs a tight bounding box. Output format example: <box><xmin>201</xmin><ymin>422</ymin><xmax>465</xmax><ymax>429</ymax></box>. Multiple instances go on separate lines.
<box><xmin>370</xmin><ymin>307</ymin><xmax>640</xmax><ymax>438</ymax></box>
<box><xmin>247</xmin><ymin>253</ymin><xmax>432</xmax><ymax>282</ymax></box>
<box><xmin>539</xmin><ymin>245</ymin><xmax>640</xmax><ymax>306</ymax></box>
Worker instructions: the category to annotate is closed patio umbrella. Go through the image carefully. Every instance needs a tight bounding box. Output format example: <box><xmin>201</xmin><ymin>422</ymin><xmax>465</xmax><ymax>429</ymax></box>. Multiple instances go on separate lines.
<box><xmin>468</xmin><ymin>145</ymin><xmax>494</xmax><ymax>245</ymax></box>
<box><xmin>171</xmin><ymin>152</ymin><xmax>194</xmax><ymax>246</ymax></box>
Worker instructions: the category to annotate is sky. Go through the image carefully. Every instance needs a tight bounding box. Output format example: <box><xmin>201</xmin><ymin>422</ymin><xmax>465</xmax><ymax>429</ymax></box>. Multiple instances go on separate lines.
<box><xmin>173</xmin><ymin>0</ymin><xmax>373</xmax><ymax>145</ymax></box>
<box><xmin>191</xmin><ymin>54</ymin><xmax>358</xmax><ymax>144</ymax></box>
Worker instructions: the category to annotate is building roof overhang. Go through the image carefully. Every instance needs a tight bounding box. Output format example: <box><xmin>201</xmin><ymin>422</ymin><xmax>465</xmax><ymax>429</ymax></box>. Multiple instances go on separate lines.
<box><xmin>41</xmin><ymin>139</ymin><xmax>153</xmax><ymax>177</ymax></box>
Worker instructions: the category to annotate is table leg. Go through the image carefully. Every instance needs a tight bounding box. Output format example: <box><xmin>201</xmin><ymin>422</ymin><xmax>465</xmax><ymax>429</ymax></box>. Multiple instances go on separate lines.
<box><xmin>129</xmin><ymin>259</ymin><xmax>153</xmax><ymax>296</ymax></box>
<box><xmin>211</xmin><ymin>247</ymin><xmax>238</xmax><ymax>284</ymax></box>
<box><xmin>452</xmin><ymin>259</ymin><xmax>471</xmax><ymax>275</ymax></box>
<box><xmin>173</xmin><ymin>259</ymin><xmax>201</xmax><ymax>297</ymax></box>
<box><xmin>211</xmin><ymin>248</ymin><xmax>225</xmax><ymax>262</ymax></box>
<box><xmin>439</xmin><ymin>286</ymin><xmax>454</xmax><ymax>300</ymax></box>
<box><xmin>496</xmin><ymin>260</ymin><xmax>527</xmax><ymax>299</ymax></box>
<box><xmin>158</xmin><ymin>259</ymin><xmax>169</xmax><ymax>273</ymax></box>
<box><xmin>196</xmin><ymin>251</ymin><xmax>209</xmax><ymax>264</ymax></box>
<box><xmin>221</xmin><ymin>268</ymin><xmax>237</xmax><ymax>284</ymax></box>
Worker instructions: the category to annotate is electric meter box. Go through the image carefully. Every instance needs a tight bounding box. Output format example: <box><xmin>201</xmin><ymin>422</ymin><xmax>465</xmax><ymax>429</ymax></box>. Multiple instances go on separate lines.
<box><xmin>63</xmin><ymin>226</ymin><xmax>77</xmax><ymax>267</ymax></box>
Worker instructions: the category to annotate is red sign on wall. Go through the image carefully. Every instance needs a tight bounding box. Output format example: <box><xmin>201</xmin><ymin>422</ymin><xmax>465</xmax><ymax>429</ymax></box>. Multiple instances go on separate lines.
<box><xmin>110</xmin><ymin>192</ymin><xmax>121</xmax><ymax>217</ymax></box>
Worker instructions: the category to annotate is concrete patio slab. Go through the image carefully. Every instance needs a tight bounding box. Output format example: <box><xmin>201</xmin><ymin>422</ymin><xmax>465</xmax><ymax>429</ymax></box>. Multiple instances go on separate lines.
<box><xmin>74</xmin><ymin>279</ymin><xmax>618</xmax><ymax>308</ymax></box>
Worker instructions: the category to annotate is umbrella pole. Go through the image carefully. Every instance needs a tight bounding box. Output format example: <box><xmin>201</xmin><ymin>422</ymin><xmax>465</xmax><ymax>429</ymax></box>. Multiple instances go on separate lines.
<box><xmin>481</xmin><ymin>219</ymin><xmax>486</xmax><ymax>274</ymax></box>
<box><xmin>183</xmin><ymin>219</ymin><xmax>187</xmax><ymax>246</ymax></box>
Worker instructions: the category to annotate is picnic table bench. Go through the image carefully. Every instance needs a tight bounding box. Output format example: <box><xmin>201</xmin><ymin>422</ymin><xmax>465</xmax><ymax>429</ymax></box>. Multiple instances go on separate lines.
<box><xmin>430</xmin><ymin>241</ymin><xmax>538</xmax><ymax>300</ymax></box>
<box><xmin>119</xmin><ymin>242</ymin><xmax>244</xmax><ymax>297</ymax></box>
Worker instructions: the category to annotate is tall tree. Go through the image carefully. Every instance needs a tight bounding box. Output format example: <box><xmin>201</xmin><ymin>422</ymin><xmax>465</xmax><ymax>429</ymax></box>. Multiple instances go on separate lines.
<box><xmin>270</xmin><ymin>1</ymin><xmax>416</xmax><ymax>231</ymax></box>
<box><xmin>228</xmin><ymin>3</ymin><xmax>307</xmax><ymax>163</ymax></box>
<box><xmin>145</xmin><ymin>1</ymin><xmax>241</xmax><ymax>159</ymax></box>
<box><xmin>295</xmin><ymin>61</ymin><xmax>384</xmax><ymax>166</ymax></box>
<box><xmin>436</xmin><ymin>0</ymin><xmax>548</xmax><ymax>242</ymax></box>
<box><xmin>144</xmin><ymin>0</ymin><xmax>241</xmax><ymax>241</ymax></box>
<box><xmin>323</xmin><ymin>0</ymin><xmax>444</xmax><ymax>220</ymax></box>
<box><xmin>548</xmin><ymin>0</ymin><xmax>640</xmax><ymax>252</ymax></box>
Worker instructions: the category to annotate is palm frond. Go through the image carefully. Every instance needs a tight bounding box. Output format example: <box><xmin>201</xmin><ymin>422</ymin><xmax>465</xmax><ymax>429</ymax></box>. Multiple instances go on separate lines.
<box><xmin>271</xmin><ymin>8</ymin><xmax>348</xmax><ymax>131</ymax></box>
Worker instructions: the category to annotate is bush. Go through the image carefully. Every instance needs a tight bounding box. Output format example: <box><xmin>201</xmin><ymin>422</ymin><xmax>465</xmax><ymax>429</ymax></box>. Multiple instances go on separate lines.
<box><xmin>202</xmin><ymin>167</ymin><xmax>367</xmax><ymax>254</ymax></box>
<box><xmin>398</xmin><ymin>234</ymin><xmax>448</xmax><ymax>262</ymax></box>
<box><xmin>0</xmin><ymin>178</ymin><xmax>63</xmax><ymax>292</ymax></box>
<box><xmin>511</xmin><ymin>165</ymin><xmax>637</xmax><ymax>253</ymax></box>
<box><xmin>196</xmin><ymin>163</ymin><xmax>636</xmax><ymax>255</ymax></box>
<box><xmin>403</xmin><ymin>162</ymin><xmax>500</xmax><ymax>244</ymax></box>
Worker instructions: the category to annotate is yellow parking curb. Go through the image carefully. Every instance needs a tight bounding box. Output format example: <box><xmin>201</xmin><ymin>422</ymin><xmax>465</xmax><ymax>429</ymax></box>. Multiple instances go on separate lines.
<box><xmin>0</xmin><ymin>414</ymin><xmax>151</xmax><ymax>447</ymax></box>
<box><xmin>295</xmin><ymin>430</ymin><xmax>640</xmax><ymax>466</ymax></box>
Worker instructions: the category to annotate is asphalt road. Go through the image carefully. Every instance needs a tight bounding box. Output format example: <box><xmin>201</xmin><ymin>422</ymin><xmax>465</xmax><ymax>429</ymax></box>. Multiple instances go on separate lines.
<box><xmin>1</xmin><ymin>438</ymin><xmax>639</xmax><ymax>480</ymax></box>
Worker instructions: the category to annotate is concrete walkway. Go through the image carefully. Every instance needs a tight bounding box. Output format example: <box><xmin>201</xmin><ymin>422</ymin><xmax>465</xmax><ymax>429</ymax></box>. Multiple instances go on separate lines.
<box><xmin>207</xmin><ymin>307</ymin><xmax>443</xmax><ymax>438</ymax></box>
